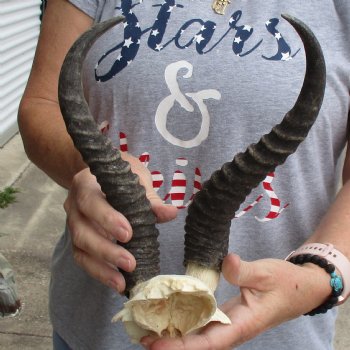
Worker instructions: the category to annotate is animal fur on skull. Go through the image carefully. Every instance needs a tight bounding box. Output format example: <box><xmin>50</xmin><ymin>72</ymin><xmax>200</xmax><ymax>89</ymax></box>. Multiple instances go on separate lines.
<box><xmin>58</xmin><ymin>15</ymin><xmax>325</xmax><ymax>343</ymax></box>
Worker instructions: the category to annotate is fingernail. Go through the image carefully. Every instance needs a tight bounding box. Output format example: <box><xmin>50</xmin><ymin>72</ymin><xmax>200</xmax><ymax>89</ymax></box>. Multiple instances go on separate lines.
<box><xmin>107</xmin><ymin>280</ymin><xmax>120</xmax><ymax>292</ymax></box>
<box><xmin>117</xmin><ymin>228</ymin><xmax>130</xmax><ymax>242</ymax></box>
<box><xmin>117</xmin><ymin>256</ymin><xmax>132</xmax><ymax>271</ymax></box>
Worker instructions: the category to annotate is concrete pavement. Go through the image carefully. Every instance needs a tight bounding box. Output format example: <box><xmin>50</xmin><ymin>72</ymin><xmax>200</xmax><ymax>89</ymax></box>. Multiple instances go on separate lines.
<box><xmin>0</xmin><ymin>134</ymin><xmax>66</xmax><ymax>349</ymax></box>
<box><xmin>0</xmin><ymin>134</ymin><xmax>349</xmax><ymax>349</ymax></box>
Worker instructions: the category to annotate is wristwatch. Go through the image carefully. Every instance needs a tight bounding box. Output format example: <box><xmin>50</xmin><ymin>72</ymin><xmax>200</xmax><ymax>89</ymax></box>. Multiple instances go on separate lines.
<box><xmin>286</xmin><ymin>243</ymin><xmax>350</xmax><ymax>305</ymax></box>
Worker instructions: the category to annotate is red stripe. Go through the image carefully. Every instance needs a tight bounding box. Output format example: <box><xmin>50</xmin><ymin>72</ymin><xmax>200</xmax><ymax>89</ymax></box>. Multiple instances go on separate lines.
<box><xmin>194</xmin><ymin>182</ymin><xmax>201</xmax><ymax>190</ymax></box>
<box><xmin>263</xmin><ymin>183</ymin><xmax>273</xmax><ymax>191</ymax></box>
<box><xmin>119</xmin><ymin>132</ymin><xmax>128</xmax><ymax>152</ymax></box>
<box><xmin>172</xmin><ymin>179</ymin><xmax>186</xmax><ymax>187</ymax></box>
<box><xmin>139</xmin><ymin>154</ymin><xmax>150</xmax><ymax>163</ymax></box>
<box><xmin>171</xmin><ymin>193</ymin><xmax>185</xmax><ymax>200</ymax></box>
<box><xmin>271</xmin><ymin>198</ymin><xmax>280</xmax><ymax>206</ymax></box>
<box><xmin>266</xmin><ymin>212</ymin><xmax>279</xmax><ymax>219</ymax></box>
<box><xmin>153</xmin><ymin>181</ymin><xmax>163</xmax><ymax>188</ymax></box>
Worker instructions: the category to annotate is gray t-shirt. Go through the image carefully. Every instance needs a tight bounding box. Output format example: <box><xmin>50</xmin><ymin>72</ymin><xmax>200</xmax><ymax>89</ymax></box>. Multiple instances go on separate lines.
<box><xmin>50</xmin><ymin>1</ymin><xmax>350</xmax><ymax>349</ymax></box>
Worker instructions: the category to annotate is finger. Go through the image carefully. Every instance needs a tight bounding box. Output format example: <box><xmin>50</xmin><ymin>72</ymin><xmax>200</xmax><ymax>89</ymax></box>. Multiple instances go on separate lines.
<box><xmin>120</xmin><ymin>152</ymin><xmax>178</xmax><ymax>223</ymax></box>
<box><xmin>143</xmin><ymin>182</ymin><xmax>178</xmax><ymax>223</ymax></box>
<box><xmin>146</xmin><ymin>331</ymin><xmax>231</xmax><ymax>350</ymax></box>
<box><xmin>145</xmin><ymin>314</ymin><xmax>254</xmax><ymax>350</ymax></box>
<box><xmin>221</xmin><ymin>253</ymin><xmax>242</xmax><ymax>285</ymax></box>
<box><xmin>68</xmin><ymin>211</ymin><xmax>136</xmax><ymax>272</ymax></box>
<box><xmin>222</xmin><ymin>253</ymin><xmax>272</xmax><ymax>290</ymax></box>
<box><xmin>75</xmin><ymin>187</ymin><xmax>133</xmax><ymax>242</ymax></box>
<box><xmin>73</xmin><ymin>247</ymin><xmax>126</xmax><ymax>293</ymax></box>
<box><xmin>151</xmin><ymin>200</ymin><xmax>178</xmax><ymax>223</ymax></box>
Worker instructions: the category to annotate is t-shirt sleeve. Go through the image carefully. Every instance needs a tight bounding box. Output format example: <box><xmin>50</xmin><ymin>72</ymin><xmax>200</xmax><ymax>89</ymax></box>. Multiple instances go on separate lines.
<box><xmin>68</xmin><ymin>0</ymin><xmax>99</xmax><ymax>19</ymax></box>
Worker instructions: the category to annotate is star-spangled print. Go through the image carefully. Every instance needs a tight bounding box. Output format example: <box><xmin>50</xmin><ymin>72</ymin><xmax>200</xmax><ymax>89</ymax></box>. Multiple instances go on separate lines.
<box><xmin>173</xmin><ymin>19</ymin><xmax>216</xmax><ymax>53</ymax></box>
<box><xmin>94</xmin><ymin>1</ymin><xmax>302</xmax><ymax>82</ymax></box>
<box><xmin>148</xmin><ymin>0</ymin><xmax>177</xmax><ymax>51</ymax></box>
<box><xmin>228</xmin><ymin>12</ymin><xmax>259</xmax><ymax>56</ymax></box>
<box><xmin>262</xmin><ymin>18</ymin><xmax>300</xmax><ymax>60</ymax></box>
<box><xmin>95</xmin><ymin>0</ymin><xmax>141</xmax><ymax>82</ymax></box>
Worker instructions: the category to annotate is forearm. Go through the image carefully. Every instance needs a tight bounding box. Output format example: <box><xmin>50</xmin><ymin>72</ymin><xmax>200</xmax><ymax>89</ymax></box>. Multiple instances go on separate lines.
<box><xmin>305</xmin><ymin>180</ymin><xmax>350</xmax><ymax>256</ymax></box>
<box><xmin>306</xmin><ymin>144</ymin><xmax>350</xmax><ymax>259</ymax></box>
<box><xmin>17</xmin><ymin>0</ymin><xmax>93</xmax><ymax>189</ymax></box>
<box><xmin>18</xmin><ymin>97</ymin><xmax>87</xmax><ymax>189</ymax></box>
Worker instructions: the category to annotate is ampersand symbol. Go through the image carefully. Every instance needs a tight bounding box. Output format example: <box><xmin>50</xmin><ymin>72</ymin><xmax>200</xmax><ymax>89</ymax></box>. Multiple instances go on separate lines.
<box><xmin>155</xmin><ymin>60</ymin><xmax>221</xmax><ymax>148</ymax></box>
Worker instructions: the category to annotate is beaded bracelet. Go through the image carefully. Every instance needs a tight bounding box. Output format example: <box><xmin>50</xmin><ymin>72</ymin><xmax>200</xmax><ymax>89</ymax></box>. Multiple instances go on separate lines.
<box><xmin>288</xmin><ymin>253</ymin><xmax>344</xmax><ymax>316</ymax></box>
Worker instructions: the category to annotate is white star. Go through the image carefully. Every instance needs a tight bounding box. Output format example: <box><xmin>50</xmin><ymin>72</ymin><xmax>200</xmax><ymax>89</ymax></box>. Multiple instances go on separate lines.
<box><xmin>151</xmin><ymin>29</ymin><xmax>160</xmax><ymax>36</ymax></box>
<box><xmin>136</xmin><ymin>22</ymin><xmax>140</xmax><ymax>28</ymax></box>
<box><xmin>155</xmin><ymin>44</ymin><xmax>163</xmax><ymax>51</ymax></box>
<box><xmin>123</xmin><ymin>21</ymin><xmax>128</xmax><ymax>29</ymax></box>
<box><xmin>137</xmin><ymin>39</ymin><xmax>141</xmax><ymax>45</ymax></box>
<box><xmin>129</xmin><ymin>10</ymin><xmax>133</xmax><ymax>14</ymax></box>
<box><xmin>123</xmin><ymin>37</ymin><xmax>134</xmax><ymax>48</ymax></box>
<box><xmin>275</xmin><ymin>32</ymin><xmax>282</xmax><ymax>40</ymax></box>
<box><xmin>194</xmin><ymin>34</ymin><xmax>205</xmax><ymax>44</ymax></box>
<box><xmin>194</xmin><ymin>34</ymin><xmax>204</xmax><ymax>43</ymax></box>
<box><xmin>243</xmin><ymin>25</ymin><xmax>252</xmax><ymax>32</ymax></box>
<box><xmin>200</xmin><ymin>25</ymin><xmax>206</xmax><ymax>31</ymax></box>
<box><xmin>234</xmin><ymin>36</ymin><xmax>242</xmax><ymax>44</ymax></box>
<box><xmin>167</xmin><ymin>5</ymin><xmax>175</xmax><ymax>12</ymax></box>
<box><xmin>127</xmin><ymin>60</ymin><xmax>133</xmax><ymax>65</ymax></box>
<box><xmin>281</xmin><ymin>52</ymin><xmax>291</xmax><ymax>61</ymax></box>
<box><xmin>116</xmin><ymin>54</ymin><xmax>122</xmax><ymax>61</ymax></box>
<box><xmin>265</xmin><ymin>20</ymin><xmax>271</xmax><ymax>26</ymax></box>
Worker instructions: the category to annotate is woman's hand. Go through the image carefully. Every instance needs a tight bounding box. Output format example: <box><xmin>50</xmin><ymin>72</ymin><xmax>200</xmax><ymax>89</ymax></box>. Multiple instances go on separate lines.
<box><xmin>141</xmin><ymin>253</ymin><xmax>332</xmax><ymax>350</ymax></box>
<box><xmin>64</xmin><ymin>153</ymin><xmax>177</xmax><ymax>293</ymax></box>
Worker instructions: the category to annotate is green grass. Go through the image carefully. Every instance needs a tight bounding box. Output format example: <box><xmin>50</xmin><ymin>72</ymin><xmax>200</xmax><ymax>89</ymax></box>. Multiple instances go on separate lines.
<box><xmin>0</xmin><ymin>187</ymin><xmax>19</xmax><ymax>209</ymax></box>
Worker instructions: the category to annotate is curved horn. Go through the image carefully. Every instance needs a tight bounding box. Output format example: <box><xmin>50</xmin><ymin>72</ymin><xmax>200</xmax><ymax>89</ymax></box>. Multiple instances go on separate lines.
<box><xmin>184</xmin><ymin>14</ymin><xmax>326</xmax><ymax>271</ymax></box>
<box><xmin>58</xmin><ymin>17</ymin><xmax>160</xmax><ymax>295</ymax></box>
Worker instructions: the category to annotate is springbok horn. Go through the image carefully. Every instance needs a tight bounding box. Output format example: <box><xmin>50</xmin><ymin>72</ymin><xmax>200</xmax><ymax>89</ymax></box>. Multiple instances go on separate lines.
<box><xmin>184</xmin><ymin>14</ymin><xmax>326</xmax><ymax>278</ymax></box>
<box><xmin>58</xmin><ymin>17</ymin><xmax>160</xmax><ymax>295</ymax></box>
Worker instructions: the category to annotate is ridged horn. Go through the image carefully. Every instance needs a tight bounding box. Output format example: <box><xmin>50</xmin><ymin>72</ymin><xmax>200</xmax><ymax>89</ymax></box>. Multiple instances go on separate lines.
<box><xmin>58</xmin><ymin>17</ymin><xmax>160</xmax><ymax>295</ymax></box>
<box><xmin>184</xmin><ymin>14</ymin><xmax>326</xmax><ymax>271</ymax></box>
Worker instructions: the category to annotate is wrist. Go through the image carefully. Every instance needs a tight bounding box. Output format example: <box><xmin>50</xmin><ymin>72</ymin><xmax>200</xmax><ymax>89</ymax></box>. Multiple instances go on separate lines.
<box><xmin>286</xmin><ymin>244</ymin><xmax>348</xmax><ymax>315</ymax></box>
<box><xmin>286</xmin><ymin>243</ymin><xmax>350</xmax><ymax>305</ymax></box>
<box><xmin>302</xmin><ymin>262</ymin><xmax>333</xmax><ymax>301</ymax></box>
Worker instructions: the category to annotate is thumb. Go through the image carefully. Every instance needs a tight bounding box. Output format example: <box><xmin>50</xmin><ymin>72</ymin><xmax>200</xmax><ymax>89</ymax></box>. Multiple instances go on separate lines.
<box><xmin>146</xmin><ymin>189</ymin><xmax>178</xmax><ymax>223</ymax></box>
<box><xmin>222</xmin><ymin>253</ymin><xmax>263</xmax><ymax>289</ymax></box>
<box><xmin>121</xmin><ymin>152</ymin><xmax>178</xmax><ymax>224</ymax></box>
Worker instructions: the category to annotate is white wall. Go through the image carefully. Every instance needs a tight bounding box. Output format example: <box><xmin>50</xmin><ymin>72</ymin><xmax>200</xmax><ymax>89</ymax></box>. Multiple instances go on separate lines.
<box><xmin>0</xmin><ymin>0</ymin><xmax>41</xmax><ymax>146</ymax></box>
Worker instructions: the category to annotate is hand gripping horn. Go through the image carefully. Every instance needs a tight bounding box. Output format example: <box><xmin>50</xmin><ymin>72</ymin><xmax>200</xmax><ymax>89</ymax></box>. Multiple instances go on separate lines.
<box><xmin>58</xmin><ymin>14</ymin><xmax>326</xmax><ymax>341</ymax></box>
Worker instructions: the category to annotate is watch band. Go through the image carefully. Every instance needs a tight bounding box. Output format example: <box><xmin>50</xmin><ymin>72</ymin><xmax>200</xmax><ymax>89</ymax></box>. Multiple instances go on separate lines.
<box><xmin>286</xmin><ymin>243</ymin><xmax>350</xmax><ymax>305</ymax></box>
